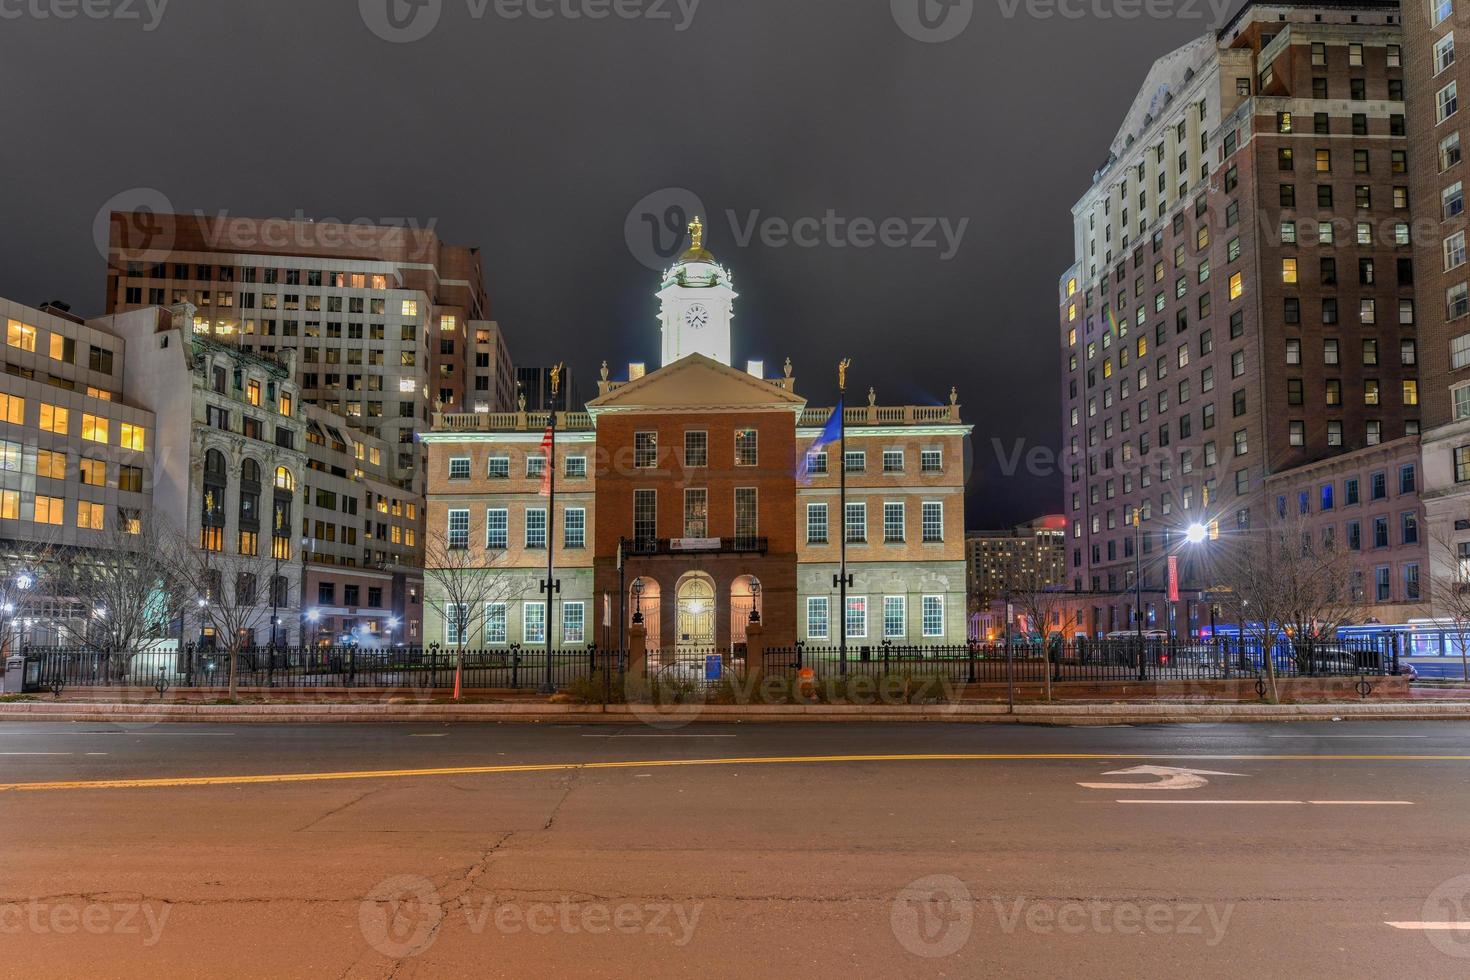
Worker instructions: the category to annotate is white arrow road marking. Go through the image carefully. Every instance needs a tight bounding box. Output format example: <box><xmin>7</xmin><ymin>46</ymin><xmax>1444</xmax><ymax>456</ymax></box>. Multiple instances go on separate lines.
<box><xmin>1117</xmin><ymin>799</ymin><xmax>1413</xmax><ymax>805</ymax></box>
<box><xmin>1387</xmin><ymin>922</ymin><xmax>1470</xmax><ymax>929</ymax></box>
<box><xmin>1078</xmin><ymin>765</ymin><xmax>1247</xmax><ymax>791</ymax></box>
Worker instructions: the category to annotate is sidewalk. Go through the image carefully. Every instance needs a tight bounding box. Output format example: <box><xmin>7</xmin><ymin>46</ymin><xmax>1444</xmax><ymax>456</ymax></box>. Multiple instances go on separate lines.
<box><xmin>4</xmin><ymin>700</ymin><xmax>1470</xmax><ymax>725</ymax></box>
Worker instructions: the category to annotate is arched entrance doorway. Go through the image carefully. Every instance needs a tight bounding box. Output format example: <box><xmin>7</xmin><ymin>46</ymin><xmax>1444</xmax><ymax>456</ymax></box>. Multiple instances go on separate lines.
<box><xmin>730</xmin><ymin>575</ymin><xmax>762</xmax><ymax>645</ymax></box>
<box><xmin>675</xmin><ymin>573</ymin><xmax>716</xmax><ymax>650</ymax></box>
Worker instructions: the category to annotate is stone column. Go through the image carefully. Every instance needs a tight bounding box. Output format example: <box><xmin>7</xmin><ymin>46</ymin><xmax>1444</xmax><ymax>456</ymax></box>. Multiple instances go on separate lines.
<box><xmin>628</xmin><ymin>623</ymin><xmax>647</xmax><ymax>679</ymax></box>
<box><xmin>740</xmin><ymin>620</ymin><xmax>764</xmax><ymax>676</ymax></box>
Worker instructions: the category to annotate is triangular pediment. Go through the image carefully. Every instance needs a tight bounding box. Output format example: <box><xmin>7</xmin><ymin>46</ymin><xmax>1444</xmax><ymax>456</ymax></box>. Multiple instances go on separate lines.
<box><xmin>586</xmin><ymin>353</ymin><xmax>806</xmax><ymax>416</ymax></box>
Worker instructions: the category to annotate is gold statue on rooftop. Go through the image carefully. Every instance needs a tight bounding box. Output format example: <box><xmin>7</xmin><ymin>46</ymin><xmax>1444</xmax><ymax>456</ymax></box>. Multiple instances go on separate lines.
<box><xmin>688</xmin><ymin>216</ymin><xmax>704</xmax><ymax>252</ymax></box>
<box><xmin>838</xmin><ymin>357</ymin><xmax>852</xmax><ymax>393</ymax></box>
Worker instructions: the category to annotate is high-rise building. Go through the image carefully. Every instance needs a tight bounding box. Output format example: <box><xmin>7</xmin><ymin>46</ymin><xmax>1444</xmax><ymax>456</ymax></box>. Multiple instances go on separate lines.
<box><xmin>104</xmin><ymin>212</ymin><xmax>516</xmax><ymax>497</ymax></box>
<box><xmin>0</xmin><ymin>299</ymin><xmax>160</xmax><ymax>644</ymax></box>
<box><xmin>1404</xmin><ymin>0</ymin><xmax>1470</xmax><ymax>610</ymax></box>
<box><xmin>1059</xmin><ymin>3</ymin><xmax>1422</xmax><ymax>635</ymax></box>
<box><xmin>965</xmin><ymin>517</ymin><xmax>1068</xmax><ymax>608</ymax></box>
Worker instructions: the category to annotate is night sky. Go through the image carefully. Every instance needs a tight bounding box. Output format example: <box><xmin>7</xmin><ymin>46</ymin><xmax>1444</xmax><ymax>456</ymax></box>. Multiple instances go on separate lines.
<box><xmin>0</xmin><ymin>0</ymin><xmax>1211</xmax><ymax>528</ymax></box>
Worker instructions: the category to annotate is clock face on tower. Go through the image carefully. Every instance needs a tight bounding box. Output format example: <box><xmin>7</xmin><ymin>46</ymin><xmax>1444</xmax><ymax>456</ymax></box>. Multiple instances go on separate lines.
<box><xmin>684</xmin><ymin>304</ymin><xmax>709</xmax><ymax>331</ymax></box>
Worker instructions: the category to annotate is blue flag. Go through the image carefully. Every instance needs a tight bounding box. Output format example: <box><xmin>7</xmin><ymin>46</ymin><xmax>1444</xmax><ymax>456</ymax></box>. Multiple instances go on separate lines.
<box><xmin>797</xmin><ymin>397</ymin><xmax>843</xmax><ymax>484</ymax></box>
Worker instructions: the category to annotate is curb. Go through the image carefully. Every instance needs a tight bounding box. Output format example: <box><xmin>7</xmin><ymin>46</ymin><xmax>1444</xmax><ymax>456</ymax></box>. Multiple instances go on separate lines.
<box><xmin>3</xmin><ymin>701</ymin><xmax>1470</xmax><ymax>724</ymax></box>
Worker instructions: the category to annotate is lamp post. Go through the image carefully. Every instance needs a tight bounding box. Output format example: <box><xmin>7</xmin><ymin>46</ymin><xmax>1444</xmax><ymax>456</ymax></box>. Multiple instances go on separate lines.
<box><xmin>748</xmin><ymin>580</ymin><xmax>762</xmax><ymax>624</ymax></box>
<box><xmin>631</xmin><ymin>577</ymin><xmax>644</xmax><ymax>625</ymax></box>
<box><xmin>1132</xmin><ymin>507</ymin><xmax>1145</xmax><ymax>681</ymax></box>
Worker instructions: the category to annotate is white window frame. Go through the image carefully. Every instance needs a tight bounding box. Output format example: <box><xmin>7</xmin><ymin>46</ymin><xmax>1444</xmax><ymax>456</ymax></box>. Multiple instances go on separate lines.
<box><xmin>1441</xmin><ymin>80</ymin><xmax>1461</xmax><ymax>124</ymax></box>
<box><xmin>844</xmin><ymin>502</ymin><xmax>867</xmax><ymax>543</ymax></box>
<box><xmin>845</xmin><ymin>596</ymin><xmax>868</xmax><ymax>639</ymax></box>
<box><xmin>448</xmin><ymin>457</ymin><xmax>471</xmax><ymax>480</ymax></box>
<box><xmin>523</xmin><ymin>601</ymin><xmax>546</xmax><ymax>644</ymax></box>
<box><xmin>883</xmin><ymin>501</ymin><xmax>905</xmax><ymax>543</ymax></box>
<box><xmin>922</xmin><ymin>501</ymin><xmax>944</xmax><ymax>543</ymax></box>
<box><xmin>806</xmin><ymin>502</ymin><xmax>828</xmax><ymax>545</ymax></box>
<box><xmin>564</xmin><ymin>507</ymin><xmax>585</xmax><ymax>549</ymax></box>
<box><xmin>1437</xmin><ymin>32</ymin><xmax>1457</xmax><ymax>76</ymax></box>
<box><xmin>807</xmin><ymin>596</ymin><xmax>829</xmax><ymax>640</ymax></box>
<box><xmin>485</xmin><ymin>508</ymin><xmax>508</xmax><ymax>549</ymax></box>
<box><xmin>447</xmin><ymin>509</ymin><xmax>469</xmax><ymax>549</ymax></box>
<box><xmin>484</xmin><ymin>602</ymin><xmax>507</xmax><ymax>645</ymax></box>
<box><xmin>1454</xmin><ymin>382</ymin><xmax>1470</xmax><ymax>421</ymax></box>
<box><xmin>883</xmin><ymin>595</ymin><xmax>906</xmax><ymax>639</ymax></box>
<box><xmin>922</xmin><ymin>595</ymin><xmax>945</xmax><ymax>638</ymax></box>
<box><xmin>444</xmin><ymin>603</ymin><xmax>469</xmax><ymax>646</ymax></box>
<box><xmin>562</xmin><ymin>601</ymin><xmax>585</xmax><ymax>645</ymax></box>
<box><xmin>525</xmin><ymin>507</ymin><xmax>547</xmax><ymax>549</ymax></box>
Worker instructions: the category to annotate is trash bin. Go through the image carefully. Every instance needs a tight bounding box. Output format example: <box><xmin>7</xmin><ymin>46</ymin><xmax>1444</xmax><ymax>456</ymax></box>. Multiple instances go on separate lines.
<box><xmin>2</xmin><ymin>655</ymin><xmax>24</xmax><ymax>694</ymax></box>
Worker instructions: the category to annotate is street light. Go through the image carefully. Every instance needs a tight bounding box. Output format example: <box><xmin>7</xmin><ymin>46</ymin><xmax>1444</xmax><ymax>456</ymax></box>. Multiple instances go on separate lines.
<box><xmin>748</xmin><ymin>580</ymin><xmax>762</xmax><ymax>625</ymax></box>
<box><xmin>631</xmin><ymin>577</ymin><xmax>644</xmax><ymax>625</ymax></box>
<box><xmin>1185</xmin><ymin>522</ymin><xmax>1208</xmax><ymax>545</ymax></box>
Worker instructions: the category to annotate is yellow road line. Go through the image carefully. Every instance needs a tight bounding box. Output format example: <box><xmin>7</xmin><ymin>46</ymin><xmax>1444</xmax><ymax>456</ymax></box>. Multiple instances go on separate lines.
<box><xmin>3</xmin><ymin>752</ymin><xmax>1470</xmax><ymax>793</ymax></box>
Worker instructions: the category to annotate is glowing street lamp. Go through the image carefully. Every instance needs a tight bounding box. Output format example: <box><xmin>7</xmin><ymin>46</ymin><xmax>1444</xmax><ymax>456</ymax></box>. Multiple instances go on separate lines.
<box><xmin>1185</xmin><ymin>522</ymin><xmax>1208</xmax><ymax>545</ymax></box>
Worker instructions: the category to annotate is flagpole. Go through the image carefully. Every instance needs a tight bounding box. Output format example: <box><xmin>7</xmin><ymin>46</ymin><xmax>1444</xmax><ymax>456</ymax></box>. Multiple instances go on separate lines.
<box><xmin>539</xmin><ymin>363</ymin><xmax>564</xmax><ymax>695</ymax></box>
<box><xmin>835</xmin><ymin>359</ymin><xmax>851</xmax><ymax>676</ymax></box>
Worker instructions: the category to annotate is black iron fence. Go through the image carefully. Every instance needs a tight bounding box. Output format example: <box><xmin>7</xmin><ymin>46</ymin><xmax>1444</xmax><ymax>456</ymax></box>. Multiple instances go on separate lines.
<box><xmin>762</xmin><ymin>635</ymin><xmax>1401</xmax><ymax>684</ymax></box>
<box><xmin>19</xmin><ymin>634</ymin><xmax>1402</xmax><ymax>694</ymax></box>
<box><xmin>23</xmin><ymin>645</ymin><xmax>617</xmax><ymax>692</ymax></box>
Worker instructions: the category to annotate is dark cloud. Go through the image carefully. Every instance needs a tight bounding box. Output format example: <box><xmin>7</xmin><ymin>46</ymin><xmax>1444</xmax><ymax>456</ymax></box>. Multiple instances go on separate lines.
<box><xmin>0</xmin><ymin>0</ymin><xmax>1205</xmax><ymax>528</ymax></box>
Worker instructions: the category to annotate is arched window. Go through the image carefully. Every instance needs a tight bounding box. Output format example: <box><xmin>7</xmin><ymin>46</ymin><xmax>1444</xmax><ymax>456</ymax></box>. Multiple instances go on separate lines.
<box><xmin>238</xmin><ymin>458</ymin><xmax>261</xmax><ymax>539</ymax></box>
<box><xmin>200</xmin><ymin>449</ymin><xmax>227</xmax><ymax>552</ymax></box>
<box><xmin>274</xmin><ymin>466</ymin><xmax>294</xmax><ymax>491</ymax></box>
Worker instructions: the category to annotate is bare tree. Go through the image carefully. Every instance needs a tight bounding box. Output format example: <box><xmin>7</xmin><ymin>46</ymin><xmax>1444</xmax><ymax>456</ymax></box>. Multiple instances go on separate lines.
<box><xmin>1430</xmin><ymin>526</ymin><xmax>1470</xmax><ymax>682</ymax></box>
<box><xmin>1217</xmin><ymin>510</ymin><xmax>1367</xmax><ymax>702</ymax></box>
<box><xmin>34</xmin><ymin>513</ymin><xmax>192</xmax><ymax>680</ymax></box>
<box><xmin>422</xmin><ymin>527</ymin><xmax>526</xmax><ymax>694</ymax></box>
<box><xmin>1011</xmin><ymin>568</ymin><xmax>1082</xmax><ymax>702</ymax></box>
<box><xmin>180</xmin><ymin>546</ymin><xmax>286</xmax><ymax>699</ymax></box>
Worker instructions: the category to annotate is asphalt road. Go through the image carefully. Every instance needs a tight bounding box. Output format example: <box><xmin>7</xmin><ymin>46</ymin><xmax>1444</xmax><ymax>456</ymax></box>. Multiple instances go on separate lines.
<box><xmin>3</xmin><ymin>721</ymin><xmax>1470</xmax><ymax>979</ymax></box>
